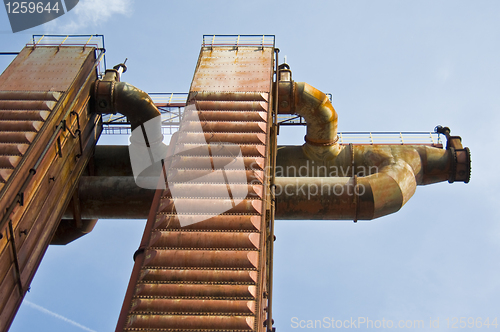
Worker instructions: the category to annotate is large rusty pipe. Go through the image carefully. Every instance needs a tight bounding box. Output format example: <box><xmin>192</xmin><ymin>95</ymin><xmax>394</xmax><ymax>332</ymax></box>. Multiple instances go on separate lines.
<box><xmin>274</xmin><ymin>73</ymin><xmax>470</xmax><ymax>220</ymax></box>
<box><xmin>62</xmin><ymin>176</ymin><xmax>155</xmax><ymax>219</ymax></box>
<box><xmin>93</xmin><ymin>69</ymin><xmax>168</xmax><ymax>188</ymax></box>
<box><xmin>93</xmin><ymin>69</ymin><xmax>161</xmax><ymax>132</ymax></box>
<box><xmin>90</xmin><ymin>144</ymin><xmax>457</xmax><ymax>185</ymax></box>
<box><xmin>295</xmin><ymin>82</ymin><xmax>338</xmax><ymax>145</ymax></box>
<box><xmin>276</xmin><ymin>144</ymin><xmax>458</xmax><ymax>186</ymax></box>
<box><xmin>65</xmin><ymin>143</ymin><xmax>466</xmax><ymax>220</ymax></box>
<box><xmin>274</xmin><ymin>154</ymin><xmax>419</xmax><ymax>220</ymax></box>
<box><xmin>279</xmin><ymin>81</ymin><xmax>341</xmax><ymax>160</ymax></box>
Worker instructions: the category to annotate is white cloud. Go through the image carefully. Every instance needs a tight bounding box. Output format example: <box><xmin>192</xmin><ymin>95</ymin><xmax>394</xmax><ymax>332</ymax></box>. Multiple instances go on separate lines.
<box><xmin>44</xmin><ymin>0</ymin><xmax>133</xmax><ymax>32</ymax></box>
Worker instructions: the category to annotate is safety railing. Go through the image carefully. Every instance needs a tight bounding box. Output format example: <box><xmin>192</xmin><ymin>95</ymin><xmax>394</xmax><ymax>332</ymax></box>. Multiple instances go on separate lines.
<box><xmin>149</xmin><ymin>92</ymin><xmax>188</xmax><ymax>106</ymax></box>
<box><xmin>101</xmin><ymin>92</ymin><xmax>443</xmax><ymax>146</ymax></box>
<box><xmin>102</xmin><ymin>125</ymin><xmax>178</xmax><ymax>136</ymax></box>
<box><xmin>202</xmin><ymin>35</ymin><xmax>275</xmax><ymax>48</ymax></box>
<box><xmin>102</xmin><ymin>93</ymin><xmax>187</xmax><ymax>128</ymax></box>
<box><xmin>338</xmin><ymin>131</ymin><xmax>442</xmax><ymax>146</ymax></box>
<box><xmin>278</xmin><ymin>114</ymin><xmax>307</xmax><ymax>125</ymax></box>
<box><xmin>30</xmin><ymin>34</ymin><xmax>105</xmax><ymax>48</ymax></box>
<box><xmin>102</xmin><ymin>126</ymin><xmax>442</xmax><ymax>146</ymax></box>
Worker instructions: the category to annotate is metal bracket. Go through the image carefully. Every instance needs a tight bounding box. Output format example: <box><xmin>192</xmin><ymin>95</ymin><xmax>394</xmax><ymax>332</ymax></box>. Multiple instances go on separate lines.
<box><xmin>350</xmin><ymin>143</ymin><xmax>358</xmax><ymax>223</ymax></box>
<box><xmin>71</xmin><ymin>111</ymin><xmax>84</xmax><ymax>157</ymax></box>
<box><xmin>8</xmin><ymin>221</ymin><xmax>24</xmax><ymax>296</ymax></box>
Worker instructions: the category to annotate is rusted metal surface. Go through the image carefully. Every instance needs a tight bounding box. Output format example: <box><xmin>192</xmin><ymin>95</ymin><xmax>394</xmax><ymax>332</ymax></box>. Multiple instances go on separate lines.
<box><xmin>61</xmin><ymin>176</ymin><xmax>155</xmax><ymax>220</ymax></box>
<box><xmin>126</xmin><ymin>315</ymin><xmax>255</xmax><ymax>330</ymax></box>
<box><xmin>135</xmin><ymin>283</ymin><xmax>257</xmax><ymax>297</ymax></box>
<box><xmin>185</xmin><ymin>110</ymin><xmax>268</xmax><ymax>122</ymax></box>
<box><xmin>435</xmin><ymin>126</ymin><xmax>470</xmax><ymax>183</ymax></box>
<box><xmin>0</xmin><ymin>45</ymin><xmax>101</xmax><ymax>332</ymax></box>
<box><xmin>50</xmin><ymin>219</ymin><xmax>97</xmax><ymax>245</ymax></box>
<box><xmin>93</xmin><ymin>76</ymin><xmax>161</xmax><ymax>131</ymax></box>
<box><xmin>271</xmin><ymin>69</ymin><xmax>471</xmax><ymax>221</ymax></box>
<box><xmin>176</xmin><ymin>131</ymin><xmax>267</xmax><ymax>144</ymax></box>
<box><xmin>279</xmin><ymin>81</ymin><xmax>340</xmax><ymax>160</ymax></box>
<box><xmin>116</xmin><ymin>45</ymin><xmax>274</xmax><ymax>332</ymax></box>
<box><xmin>0</xmin><ymin>93</ymin><xmax>61</xmax><ymax>192</ymax></box>
<box><xmin>0</xmin><ymin>47</ymin><xmax>96</xmax><ymax>91</ymax></box>
<box><xmin>68</xmin><ymin>143</ymin><xmax>461</xmax><ymax>220</ymax></box>
<box><xmin>190</xmin><ymin>48</ymin><xmax>274</xmax><ymax>92</ymax></box>
<box><xmin>274</xmin><ymin>144</ymin><xmax>466</xmax><ymax>220</ymax></box>
<box><xmin>180</xmin><ymin>120</ymin><xmax>267</xmax><ymax>133</ymax></box>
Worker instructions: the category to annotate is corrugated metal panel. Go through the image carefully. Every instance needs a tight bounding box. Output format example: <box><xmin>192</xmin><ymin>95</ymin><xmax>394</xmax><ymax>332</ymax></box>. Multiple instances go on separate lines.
<box><xmin>0</xmin><ymin>92</ymin><xmax>62</xmax><ymax>192</ymax></box>
<box><xmin>0</xmin><ymin>45</ymin><xmax>100</xmax><ymax>332</ymax></box>
<box><xmin>118</xmin><ymin>45</ymin><xmax>274</xmax><ymax>332</ymax></box>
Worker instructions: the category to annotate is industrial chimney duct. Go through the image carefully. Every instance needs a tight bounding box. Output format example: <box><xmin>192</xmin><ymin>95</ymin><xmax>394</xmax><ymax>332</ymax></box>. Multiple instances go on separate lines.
<box><xmin>276</xmin><ymin>63</ymin><xmax>471</xmax><ymax>221</ymax></box>
<box><xmin>92</xmin><ymin>64</ymin><xmax>168</xmax><ymax>189</ymax></box>
<box><xmin>277</xmin><ymin>63</ymin><xmax>340</xmax><ymax>161</ymax></box>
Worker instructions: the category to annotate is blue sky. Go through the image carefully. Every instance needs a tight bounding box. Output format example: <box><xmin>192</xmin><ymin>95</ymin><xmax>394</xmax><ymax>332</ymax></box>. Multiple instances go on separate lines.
<box><xmin>1</xmin><ymin>0</ymin><xmax>499</xmax><ymax>331</ymax></box>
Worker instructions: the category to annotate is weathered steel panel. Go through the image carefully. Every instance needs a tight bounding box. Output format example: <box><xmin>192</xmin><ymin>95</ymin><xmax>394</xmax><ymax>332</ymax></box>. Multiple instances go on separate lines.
<box><xmin>116</xmin><ymin>43</ymin><xmax>274</xmax><ymax>332</ymax></box>
<box><xmin>0</xmin><ymin>46</ymin><xmax>94</xmax><ymax>91</ymax></box>
<box><xmin>0</xmin><ymin>45</ymin><xmax>100</xmax><ymax>332</ymax></box>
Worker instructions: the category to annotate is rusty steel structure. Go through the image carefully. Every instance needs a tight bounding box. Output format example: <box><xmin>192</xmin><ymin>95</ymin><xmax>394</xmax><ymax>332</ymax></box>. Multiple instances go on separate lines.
<box><xmin>0</xmin><ymin>40</ymin><xmax>104</xmax><ymax>331</ymax></box>
<box><xmin>0</xmin><ymin>35</ymin><xmax>471</xmax><ymax>332</ymax></box>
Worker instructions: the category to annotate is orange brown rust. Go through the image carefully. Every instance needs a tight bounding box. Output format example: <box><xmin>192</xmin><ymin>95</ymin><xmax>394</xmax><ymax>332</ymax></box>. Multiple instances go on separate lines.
<box><xmin>0</xmin><ymin>45</ymin><xmax>101</xmax><ymax>332</ymax></box>
<box><xmin>0</xmin><ymin>36</ymin><xmax>472</xmax><ymax>332</ymax></box>
<box><xmin>65</xmin><ymin>140</ymin><xmax>467</xmax><ymax>221</ymax></box>
<box><xmin>116</xmin><ymin>46</ymin><xmax>274</xmax><ymax>331</ymax></box>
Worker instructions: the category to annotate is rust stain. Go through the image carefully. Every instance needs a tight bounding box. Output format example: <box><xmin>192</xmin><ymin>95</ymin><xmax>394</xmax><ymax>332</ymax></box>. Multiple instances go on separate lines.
<box><xmin>117</xmin><ymin>44</ymin><xmax>275</xmax><ymax>332</ymax></box>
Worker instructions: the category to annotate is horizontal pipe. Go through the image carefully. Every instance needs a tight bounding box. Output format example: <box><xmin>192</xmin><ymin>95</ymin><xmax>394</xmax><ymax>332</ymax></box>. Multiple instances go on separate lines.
<box><xmin>62</xmin><ymin>176</ymin><xmax>155</xmax><ymax>219</ymax></box>
<box><xmin>92</xmin><ymin>144</ymin><xmax>454</xmax><ymax>186</ymax></box>
<box><xmin>50</xmin><ymin>219</ymin><xmax>98</xmax><ymax>245</ymax></box>
<box><xmin>64</xmin><ymin>143</ymin><xmax>462</xmax><ymax>220</ymax></box>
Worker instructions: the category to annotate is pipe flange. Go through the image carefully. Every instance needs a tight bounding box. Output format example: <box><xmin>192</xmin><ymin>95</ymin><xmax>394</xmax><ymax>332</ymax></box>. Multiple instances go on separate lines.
<box><xmin>448</xmin><ymin>147</ymin><xmax>456</xmax><ymax>183</ymax></box>
<box><xmin>304</xmin><ymin>135</ymin><xmax>339</xmax><ymax>146</ymax></box>
<box><xmin>465</xmin><ymin>147</ymin><xmax>471</xmax><ymax>183</ymax></box>
<box><xmin>94</xmin><ymin>80</ymin><xmax>116</xmax><ymax>114</ymax></box>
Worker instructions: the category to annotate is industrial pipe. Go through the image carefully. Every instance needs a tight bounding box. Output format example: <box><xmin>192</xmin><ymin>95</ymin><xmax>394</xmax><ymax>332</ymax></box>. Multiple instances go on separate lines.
<box><xmin>65</xmin><ymin>142</ymin><xmax>468</xmax><ymax>221</ymax></box>
<box><xmin>275</xmin><ymin>143</ymin><xmax>470</xmax><ymax>219</ymax></box>
<box><xmin>275</xmin><ymin>145</ymin><xmax>420</xmax><ymax>220</ymax></box>
<box><xmin>279</xmin><ymin>80</ymin><xmax>341</xmax><ymax>161</ymax></box>
<box><xmin>93</xmin><ymin>68</ymin><xmax>168</xmax><ymax>189</ymax></box>
<box><xmin>70</xmin><ymin>68</ymin><xmax>470</xmax><ymax>224</ymax></box>
<box><xmin>275</xmin><ymin>65</ymin><xmax>470</xmax><ymax>220</ymax></box>
<box><xmin>51</xmin><ymin>219</ymin><xmax>98</xmax><ymax>245</ymax></box>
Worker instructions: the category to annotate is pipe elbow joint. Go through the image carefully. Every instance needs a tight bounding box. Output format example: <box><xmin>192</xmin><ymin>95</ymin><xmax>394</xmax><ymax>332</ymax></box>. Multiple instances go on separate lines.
<box><xmin>294</xmin><ymin>82</ymin><xmax>340</xmax><ymax>161</ymax></box>
<box><xmin>93</xmin><ymin>80</ymin><xmax>161</xmax><ymax>131</ymax></box>
<box><xmin>277</xmin><ymin>78</ymin><xmax>339</xmax><ymax>161</ymax></box>
<box><xmin>357</xmin><ymin>157</ymin><xmax>418</xmax><ymax>219</ymax></box>
<box><xmin>294</xmin><ymin>82</ymin><xmax>338</xmax><ymax>142</ymax></box>
<box><xmin>91</xmin><ymin>77</ymin><xmax>166</xmax><ymax>189</ymax></box>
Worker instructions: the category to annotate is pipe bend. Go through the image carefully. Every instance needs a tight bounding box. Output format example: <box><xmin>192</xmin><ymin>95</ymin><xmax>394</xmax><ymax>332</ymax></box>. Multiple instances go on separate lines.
<box><xmin>362</xmin><ymin>158</ymin><xmax>417</xmax><ymax>219</ymax></box>
<box><xmin>93</xmin><ymin>79</ymin><xmax>161</xmax><ymax>131</ymax></box>
<box><xmin>92</xmin><ymin>79</ymin><xmax>166</xmax><ymax>189</ymax></box>
<box><xmin>112</xmin><ymin>82</ymin><xmax>161</xmax><ymax>131</ymax></box>
<box><xmin>274</xmin><ymin>154</ymin><xmax>418</xmax><ymax>220</ymax></box>
<box><xmin>294</xmin><ymin>82</ymin><xmax>340</xmax><ymax>161</ymax></box>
